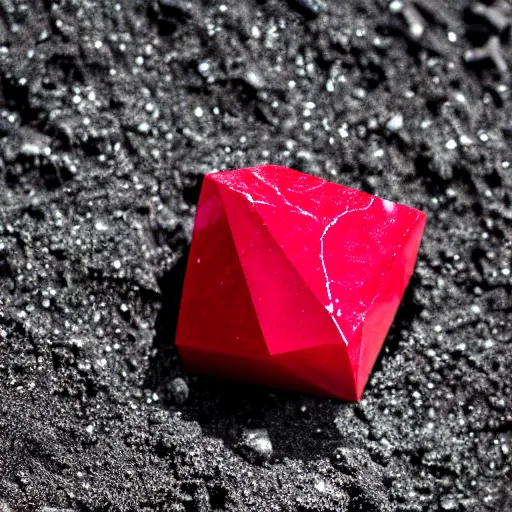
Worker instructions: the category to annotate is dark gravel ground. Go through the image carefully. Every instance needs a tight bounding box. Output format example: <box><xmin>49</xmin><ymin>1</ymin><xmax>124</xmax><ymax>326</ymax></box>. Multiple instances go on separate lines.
<box><xmin>0</xmin><ymin>0</ymin><xmax>511</xmax><ymax>510</ymax></box>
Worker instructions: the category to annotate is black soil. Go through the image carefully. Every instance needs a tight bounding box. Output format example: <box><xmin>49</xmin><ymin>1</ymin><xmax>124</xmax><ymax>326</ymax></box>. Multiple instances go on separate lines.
<box><xmin>0</xmin><ymin>0</ymin><xmax>511</xmax><ymax>510</ymax></box>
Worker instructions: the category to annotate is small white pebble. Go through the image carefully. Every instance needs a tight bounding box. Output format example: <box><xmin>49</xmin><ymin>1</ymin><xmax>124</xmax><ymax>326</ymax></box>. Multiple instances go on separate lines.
<box><xmin>113</xmin><ymin>260</ymin><xmax>121</xmax><ymax>270</ymax></box>
<box><xmin>338</xmin><ymin>126</ymin><xmax>349</xmax><ymax>138</ymax></box>
<box><xmin>445</xmin><ymin>139</ymin><xmax>457</xmax><ymax>150</ymax></box>
<box><xmin>410</xmin><ymin>22</ymin><xmax>424</xmax><ymax>38</ymax></box>
<box><xmin>137</xmin><ymin>122</ymin><xmax>150</xmax><ymax>134</ymax></box>
<box><xmin>459</xmin><ymin>135</ymin><xmax>472</xmax><ymax>146</ymax></box>
<box><xmin>479</xmin><ymin>133</ymin><xmax>489</xmax><ymax>142</ymax></box>
<box><xmin>448</xmin><ymin>32</ymin><xmax>457</xmax><ymax>42</ymax></box>
<box><xmin>85</xmin><ymin>425</ymin><xmax>94</xmax><ymax>434</ymax></box>
<box><xmin>386</xmin><ymin>114</ymin><xmax>404</xmax><ymax>132</ymax></box>
<box><xmin>194</xmin><ymin>106</ymin><xmax>203</xmax><ymax>118</ymax></box>
<box><xmin>94</xmin><ymin>40</ymin><xmax>103</xmax><ymax>49</ymax></box>
<box><xmin>389</xmin><ymin>0</ymin><xmax>403</xmax><ymax>13</ymax></box>
<box><xmin>198</xmin><ymin>61</ymin><xmax>210</xmax><ymax>74</ymax></box>
<box><xmin>315</xmin><ymin>481</ymin><xmax>326</xmax><ymax>492</ymax></box>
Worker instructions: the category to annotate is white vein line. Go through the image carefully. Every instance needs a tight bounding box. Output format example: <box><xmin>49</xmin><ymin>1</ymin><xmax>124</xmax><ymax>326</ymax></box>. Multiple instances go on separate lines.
<box><xmin>319</xmin><ymin>197</ymin><xmax>375</xmax><ymax>345</ymax></box>
<box><xmin>241</xmin><ymin>191</ymin><xmax>275</xmax><ymax>207</ymax></box>
<box><xmin>253</xmin><ymin>172</ymin><xmax>318</xmax><ymax>220</ymax></box>
<box><xmin>290</xmin><ymin>181</ymin><xmax>326</xmax><ymax>194</ymax></box>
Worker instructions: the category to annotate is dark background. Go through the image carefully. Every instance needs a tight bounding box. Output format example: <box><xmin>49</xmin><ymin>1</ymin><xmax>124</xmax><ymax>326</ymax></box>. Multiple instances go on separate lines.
<box><xmin>0</xmin><ymin>0</ymin><xmax>511</xmax><ymax>510</ymax></box>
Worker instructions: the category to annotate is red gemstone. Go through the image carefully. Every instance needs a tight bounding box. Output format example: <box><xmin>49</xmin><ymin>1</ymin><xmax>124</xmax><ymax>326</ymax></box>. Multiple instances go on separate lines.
<box><xmin>175</xmin><ymin>165</ymin><xmax>426</xmax><ymax>401</ymax></box>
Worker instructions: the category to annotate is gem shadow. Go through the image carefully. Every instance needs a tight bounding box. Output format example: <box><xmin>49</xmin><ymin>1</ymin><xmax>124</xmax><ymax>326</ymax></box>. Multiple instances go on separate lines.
<box><xmin>144</xmin><ymin>249</ymin><xmax>343</xmax><ymax>462</ymax></box>
<box><xmin>145</xmin><ymin>251</ymin><xmax>423</xmax><ymax>462</ymax></box>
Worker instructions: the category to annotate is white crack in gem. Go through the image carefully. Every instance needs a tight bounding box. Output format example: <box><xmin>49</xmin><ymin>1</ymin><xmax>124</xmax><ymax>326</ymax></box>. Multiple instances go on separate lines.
<box><xmin>240</xmin><ymin>171</ymin><xmax>376</xmax><ymax>346</ymax></box>
<box><xmin>253</xmin><ymin>172</ymin><xmax>318</xmax><ymax>220</ymax></box>
<box><xmin>320</xmin><ymin>197</ymin><xmax>375</xmax><ymax>345</ymax></box>
<box><xmin>292</xmin><ymin>181</ymin><xmax>326</xmax><ymax>194</ymax></box>
<box><xmin>241</xmin><ymin>191</ymin><xmax>275</xmax><ymax>207</ymax></box>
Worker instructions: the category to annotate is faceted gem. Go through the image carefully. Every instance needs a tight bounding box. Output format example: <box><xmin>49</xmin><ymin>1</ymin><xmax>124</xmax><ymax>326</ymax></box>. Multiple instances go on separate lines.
<box><xmin>175</xmin><ymin>165</ymin><xmax>426</xmax><ymax>401</ymax></box>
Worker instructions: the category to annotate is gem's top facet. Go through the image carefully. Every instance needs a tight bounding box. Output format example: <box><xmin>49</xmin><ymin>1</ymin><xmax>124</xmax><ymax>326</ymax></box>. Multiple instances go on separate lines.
<box><xmin>211</xmin><ymin>166</ymin><xmax>425</xmax><ymax>346</ymax></box>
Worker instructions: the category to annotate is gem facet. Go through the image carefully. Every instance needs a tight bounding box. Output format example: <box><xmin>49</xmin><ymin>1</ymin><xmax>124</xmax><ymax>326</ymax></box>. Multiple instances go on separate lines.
<box><xmin>175</xmin><ymin>165</ymin><xmax>426</xmax><ymax>401</ymax></box>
